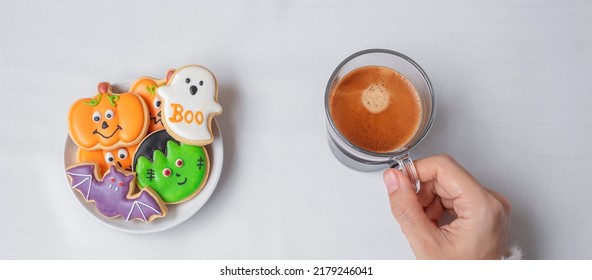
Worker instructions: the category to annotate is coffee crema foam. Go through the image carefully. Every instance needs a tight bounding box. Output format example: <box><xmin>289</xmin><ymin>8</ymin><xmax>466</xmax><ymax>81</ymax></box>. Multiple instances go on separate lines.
<box><xmin>329</xmin><ymin>66</ymin><xmax>421</xmax><ymax>153</ymax></box>
<box><xmin>361</xmin><ymin>83</ymin><xmax>390</xmax><ymax>113</ymax></box>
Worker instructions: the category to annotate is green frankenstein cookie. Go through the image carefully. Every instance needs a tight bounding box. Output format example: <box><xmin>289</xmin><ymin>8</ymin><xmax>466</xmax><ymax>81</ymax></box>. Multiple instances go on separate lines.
<box><xmin>133</xmin><ymin>130</ymin><xmax>209</xmax><ymax>204</ymax></box>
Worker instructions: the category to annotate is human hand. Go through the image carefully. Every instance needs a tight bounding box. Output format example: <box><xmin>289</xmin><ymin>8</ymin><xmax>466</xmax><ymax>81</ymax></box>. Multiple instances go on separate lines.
<box><xmin>384</xmin><ymin>154</ymin><xmax>512</xmax><ymax>259</ymax></box>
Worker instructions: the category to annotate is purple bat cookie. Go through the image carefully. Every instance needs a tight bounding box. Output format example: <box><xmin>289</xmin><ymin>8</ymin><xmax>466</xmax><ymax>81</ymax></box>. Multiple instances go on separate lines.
<box><xmin>66</xmin><ymin>164</ymin><xmax>167</xmax><ymax>222</ymax></box>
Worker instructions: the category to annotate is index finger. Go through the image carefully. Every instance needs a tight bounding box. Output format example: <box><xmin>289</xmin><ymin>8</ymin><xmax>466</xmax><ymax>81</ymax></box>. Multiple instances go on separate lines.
<box><xmin>414</xmin><ymin>154</ymin><xmax>484</xmax><ymax>201</ymax></box>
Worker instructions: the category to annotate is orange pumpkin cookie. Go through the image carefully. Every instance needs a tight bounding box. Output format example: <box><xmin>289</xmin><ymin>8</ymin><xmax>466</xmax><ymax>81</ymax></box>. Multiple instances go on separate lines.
<box><xmin>128</xmin><ymin>70</ymin><xmax>175</xmax><ymax>133</ymax></box>
<box><xmin>68</xmin><ymin>82</ymin><xmax>149</xmax><ymax>151</ymax></box>
<box><xmin>77</xmin><ymin>144</ymin><xmax>138</xmax><ymax>175</ymax></box>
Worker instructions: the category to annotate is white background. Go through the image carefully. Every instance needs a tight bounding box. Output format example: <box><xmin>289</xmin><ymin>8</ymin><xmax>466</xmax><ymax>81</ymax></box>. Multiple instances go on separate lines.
<box><xmin>1</xmin><ymin>0</ymin><xmax>591</xmax><ymax>259</ymax></box>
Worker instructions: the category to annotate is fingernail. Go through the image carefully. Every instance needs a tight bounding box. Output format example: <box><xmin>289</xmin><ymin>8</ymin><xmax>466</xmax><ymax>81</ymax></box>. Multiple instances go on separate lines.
<box><xmin>384</xmin><ymin>170</ymin><xmax>399</xmax><ymax>194</ymax></box>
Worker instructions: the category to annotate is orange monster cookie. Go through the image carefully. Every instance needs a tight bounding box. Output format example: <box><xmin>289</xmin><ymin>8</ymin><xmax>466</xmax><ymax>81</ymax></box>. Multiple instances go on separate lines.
<box><xmin>68</xmin><ymin>82</ymin><xmax>149</xmax><ymax>151</ymax></box>
<box><xmin>77</xmin><ymin>144</ymin><xmax>138</xmax><ymax>175</ymax></box>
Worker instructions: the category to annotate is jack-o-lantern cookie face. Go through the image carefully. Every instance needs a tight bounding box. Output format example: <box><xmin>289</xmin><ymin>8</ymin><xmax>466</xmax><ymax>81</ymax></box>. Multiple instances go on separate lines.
<box><xmin>68</xmin><ymin>82</ymin><xmax>149</xmax><ymax>150</ymax></box>
<box><xmin>77</xmin><ymin>144</ymin><xmax>138</xmax><ymax>175</ymax></box>
<box><xmin>157</xmin><ymin>65</ymin><xmax>222</xmax><ymax>146</ymax></box>
<box><xmin>128</xmin><ymin>70</ymin><xmax>175</xmax><ymax>133</ymax></box>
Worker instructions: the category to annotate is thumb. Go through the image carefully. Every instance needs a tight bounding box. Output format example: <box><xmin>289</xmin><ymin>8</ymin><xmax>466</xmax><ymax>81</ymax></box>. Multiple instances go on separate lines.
<box><xmin>384</xmin><ymin>168</ymin><xmax>438</xmax><ymax>249</ymax></box>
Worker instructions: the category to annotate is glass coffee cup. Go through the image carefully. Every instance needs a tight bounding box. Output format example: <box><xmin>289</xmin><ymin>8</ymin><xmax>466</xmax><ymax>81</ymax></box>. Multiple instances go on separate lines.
<box><xmin>324</xmin><ymin>49</ymin><xmax>435</xmax><ymax>192</ymax></box>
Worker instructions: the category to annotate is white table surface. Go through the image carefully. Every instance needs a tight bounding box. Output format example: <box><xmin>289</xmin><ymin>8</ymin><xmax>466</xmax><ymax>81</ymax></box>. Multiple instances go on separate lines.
<box><xmin>1</xmin><ymin>0</ymin><xmax>591</xmax><ymax>260</ymax></box>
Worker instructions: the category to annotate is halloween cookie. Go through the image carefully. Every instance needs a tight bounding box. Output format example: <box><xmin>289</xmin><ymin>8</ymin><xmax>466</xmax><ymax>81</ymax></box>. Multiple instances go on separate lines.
<box><xmin>128</xmin><ymin>70</ymin><xmax>175</xmax><ymax>133</ymax></box>
<box><xmin>133</xmin><ymin>129</ymin><xmax>209</xmax><ymax>204</ymax></box>
<box><xmin>157</xmin><ymin>65</ymin><xmax>222</xmax><ymax>146</ymax></box>
<box><xmin>68</xmin><ymin>82</ymin><xmax>149</xmax><ymax>150</ymax></box>
<box><xmin>66</xmin><ymin>164</ymin><xmax>167</xmax><ymax>222</ymax></box>
<box><xmin>77</xmin><ymin>144</ymin><xmax>138</xmax><ymax>175</ymax></box>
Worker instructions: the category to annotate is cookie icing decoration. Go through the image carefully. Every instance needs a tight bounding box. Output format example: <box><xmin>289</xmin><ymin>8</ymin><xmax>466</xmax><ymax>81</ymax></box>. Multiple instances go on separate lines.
<box><xmin>128</xmin><ymin>70</ymin><xmax>175</xmax><ymax>133</ymax></box>
<box><xmin>68</xmin><ymin>82</ymin><xmax>149</xmax><ymax>150</ymax></box>
<box><xmin>157</xmin><ymin>65</ymin><xmax>222</xmax><ymax>146</ymax></box>
<box><xmin>77</xmin><ymin>144</ymin><xmax>138</xmax><ymax>175</ymax></box>
<box><xmin>66</xmin><ymin>164</ymin><xmax>167</xmax><ymax>222</ymax></box>
<box><xmin>133</xmin><ymin>129</ymin><xmax>209</xmax><ymax>204</ymax></box>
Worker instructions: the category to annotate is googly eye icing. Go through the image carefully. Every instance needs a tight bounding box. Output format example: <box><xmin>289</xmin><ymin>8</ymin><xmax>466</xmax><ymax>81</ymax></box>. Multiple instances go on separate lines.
<box><xmin>104</xmin><ymin>152</ymin><xmax>115</xmax><ymax>163</ymax></box>
<box><xmin>162</xmin><ymin>168</ymin><xmax>171</xmax><ymax>177</ymax></box>
<box><xmin>118</xmin><ymin>148</ymin><xmax>128</xmax><ymax>159</ymax></box>
<box><xmin>175</xmin><ymin>159</ymin><xmax>184</xmax><ymax>167</ymax></box>
<box><xmin>118</xmin><ymin>181</ymin><xmax>124</xmax><ymax>187</ymax></box>
<box><xmin>105</xmin><ymin>109</ymin><xmax>115</xmax><ymax>120</ymax></box>
<box><xmin>109</xmin><ymin>177</ymin><xmax>115</xmax><ymax>183</ymax></box>
<box><xmin>92</xmin><ymin>111</ymin><xmax>101</xmax><ymax>122</ymax></box>
<box><xmin>153</xmin><ymin>98</ymin><xmax>162</xmax><ymax>109</ymax></box>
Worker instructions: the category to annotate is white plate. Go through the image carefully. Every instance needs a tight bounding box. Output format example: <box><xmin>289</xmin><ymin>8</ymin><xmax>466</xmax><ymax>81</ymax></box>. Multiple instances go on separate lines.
<box><xmin>63</xmin><ymin>82</ymin><xmax>223</xmax><ymax>233</ymax></box>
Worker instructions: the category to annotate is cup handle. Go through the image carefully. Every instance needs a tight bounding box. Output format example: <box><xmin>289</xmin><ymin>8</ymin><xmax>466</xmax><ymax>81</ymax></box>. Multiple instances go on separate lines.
<box><xmin>389</xmin><ymin>153</ymin><xmax>420</xmax><ymax>193</ymax></box>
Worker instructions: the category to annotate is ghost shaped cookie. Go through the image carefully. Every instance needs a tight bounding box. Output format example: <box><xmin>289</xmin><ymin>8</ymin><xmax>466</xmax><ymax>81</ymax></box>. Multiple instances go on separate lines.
<box><xmin>157</xmin><ymin>65</ymin><xmax>223</xmax><ymax>146</ymax></box>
